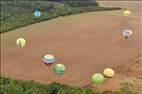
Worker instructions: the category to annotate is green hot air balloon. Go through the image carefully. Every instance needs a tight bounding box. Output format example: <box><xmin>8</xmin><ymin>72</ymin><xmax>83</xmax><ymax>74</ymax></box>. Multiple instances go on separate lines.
<box><xmin>54</xmin><ymin>64</ymin><xmax>65</xmax><ymax>76</ymax></box>
<box><xmin>91</xmin><ymin>73</ymin><xmax>104</xmax><ymax>86</ymax></box>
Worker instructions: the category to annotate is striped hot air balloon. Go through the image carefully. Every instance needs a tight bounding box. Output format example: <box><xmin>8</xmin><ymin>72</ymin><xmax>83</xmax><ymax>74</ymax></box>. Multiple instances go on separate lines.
<box><xmin>16</xmin><ymin>38</ymin><xmax>26</xmax><ymax>48</ymax></box>
<box><xmin>122</xmin><ymin>29</ymin><xmax>133</xmax><ymax>39</ymax></box>
<box><xmin>42</xmin><ymin>54</ymin><xmax>55</xmax><ymax>66</ymax></box>
<box><xmin>91</xmin><ymin>73</ymin><xmax>105</xmax><ymax>86</ymax></box>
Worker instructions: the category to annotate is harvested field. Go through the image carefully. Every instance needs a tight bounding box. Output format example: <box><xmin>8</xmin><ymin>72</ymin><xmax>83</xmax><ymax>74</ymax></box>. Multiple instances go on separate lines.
<box><xmin>1</xmin><ymin>1</ymin><xmax>141</xmax><ymax>91</ymax></box>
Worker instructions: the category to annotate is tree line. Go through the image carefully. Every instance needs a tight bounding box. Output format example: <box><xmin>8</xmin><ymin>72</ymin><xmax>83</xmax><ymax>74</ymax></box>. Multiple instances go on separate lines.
<box><xmin>0</xmin><ymin>77</ymin><xmax>136</xmax><ymax>94</ymax></box>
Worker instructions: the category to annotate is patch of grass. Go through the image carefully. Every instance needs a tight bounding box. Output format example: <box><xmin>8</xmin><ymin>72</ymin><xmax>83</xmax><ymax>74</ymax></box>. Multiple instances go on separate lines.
<box><xmin>120</xmin><ymin>83</ymin><xmax>141</xmax><ymax>94</ymax></box>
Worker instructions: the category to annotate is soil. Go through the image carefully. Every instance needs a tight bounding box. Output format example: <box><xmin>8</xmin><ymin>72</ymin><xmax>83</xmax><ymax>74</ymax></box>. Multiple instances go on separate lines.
<box><xmin>1</xmin><ymin>1</ymin><xmax>142</xmax><ymax>92</ymax></box>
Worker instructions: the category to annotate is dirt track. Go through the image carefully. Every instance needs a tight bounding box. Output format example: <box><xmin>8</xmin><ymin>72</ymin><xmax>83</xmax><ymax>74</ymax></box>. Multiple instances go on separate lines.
<box><xmin>1</xmin><ymin>1</ymin><xmax>141</xmax><ymax>88</ymax></box>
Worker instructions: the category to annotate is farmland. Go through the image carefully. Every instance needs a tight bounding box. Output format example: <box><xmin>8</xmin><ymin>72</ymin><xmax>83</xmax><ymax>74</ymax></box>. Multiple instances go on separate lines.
<box><xmin>1</xmin><ymin>0</ymin><xmax>142</xmax><ymax>94</ymax></box>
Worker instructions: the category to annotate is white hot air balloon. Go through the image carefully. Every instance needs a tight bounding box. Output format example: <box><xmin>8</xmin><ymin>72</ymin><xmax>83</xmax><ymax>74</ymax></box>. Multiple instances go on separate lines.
<box><xmin>122</xmin><ymin>29</ymin><xmax>133</xmax><ymax>39</ymax></box>
<box><xmin>42</xmin><ymin>54</ymin><xmax>55</xmax><ymax>66</ymax></box>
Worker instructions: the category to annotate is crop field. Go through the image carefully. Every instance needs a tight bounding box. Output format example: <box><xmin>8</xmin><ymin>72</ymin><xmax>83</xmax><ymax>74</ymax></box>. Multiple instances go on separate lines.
<box><xmin>1</xmin><ymin>1</ymin><xmax>142</xmax><ymax>93</ymax></box>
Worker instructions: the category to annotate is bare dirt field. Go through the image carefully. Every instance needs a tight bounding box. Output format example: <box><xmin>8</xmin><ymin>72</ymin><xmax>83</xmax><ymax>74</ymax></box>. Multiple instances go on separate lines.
<box><xmin>1</xmin><ymin>1</ymin><xmax>142</xmax><ymax>91</ymax></box>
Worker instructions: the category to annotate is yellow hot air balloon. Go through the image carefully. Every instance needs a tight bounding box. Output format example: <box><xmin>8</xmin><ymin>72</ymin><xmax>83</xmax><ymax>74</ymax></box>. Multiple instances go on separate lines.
<box><xmin>16</xmin><ymin>38</ymin><xmax>26</xmax><ymax>48</ymax></box>
<box><xmin>123</xmin><ymin>10</ymin><xmax>131</xmax><ymax>16</ymax></box>
<box><xmin>103</xmin><ymin>68</ymin><xmax>115</xmax><ymax>78</ymax></box>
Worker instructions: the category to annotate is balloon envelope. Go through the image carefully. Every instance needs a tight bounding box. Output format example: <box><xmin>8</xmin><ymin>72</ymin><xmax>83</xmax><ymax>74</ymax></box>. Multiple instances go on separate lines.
<box><xmin>54</xmin><ymin>64</ymin><xmax>65</xmax><ymax>76</ymax></box>
<box><xmin>122</xmin><ymin>29</ymin><xmax>133</xmax><ymax>38</ymax></box>
<box><xmin>123</xmin><ymin>10</ymin><xmax>131</xmax><ymax>16</ymax></box>
<box><xmin>34</xmin><ymin>10</ymin><xmax>41</xmax><ymax>17</ymax></box>
<box><xmin>16</xmin><ymin>38</ymin><xmax>26</xmax><ymax>48</ymax></box>
<box><xmin>91</xmin><ymin>73</ymin><xmax>104</xmax><ymax>86</ymax></box>
<box><xmin>42</xmin><ymin>54</ymin><xmax>55</xmax><ymax>65</ymax></box>
<box><xmin>103</xmin><ymin>68</ymin><xmax>115</xmax><ymax>78</ymax></box>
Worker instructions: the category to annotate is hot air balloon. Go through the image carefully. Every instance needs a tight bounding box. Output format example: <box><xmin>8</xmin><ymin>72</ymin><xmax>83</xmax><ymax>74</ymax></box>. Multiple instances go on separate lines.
<box><xmin>123</xmin><ymin>10</ymin><xmax>131</xmax><ymax>16</ymax></box>
<box><xmin>34</xmin><ymin>10</ymin><xmax>41</xmax><ymax>17</ymax></box>
<box><xmin>16</xmin><ymin>38</ymin><xmax>26</xmax><ymax>48</ymax></box>
<box><xmin>91</xmin><ymin>73</ymin><xmax>105</xmax><ymax>86</ymax></box>
<box><xmin>54</xmin><ymin>64</ymin><xmax>65</xmax><ymax>76</ymax></box>
<box><xmin>122</xmin><ymin>29</ymin><xmax>133</xmax><ymax>39</ymax></box>
<box><xmin>42</xmin><ymin>54</ymin><xmax>55</xmax><ymax>66</ymax></box>
<box><xmin>103</xmin><ymin>68</ymin><xmax>115</xmax><ymax>78</ymax></box>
